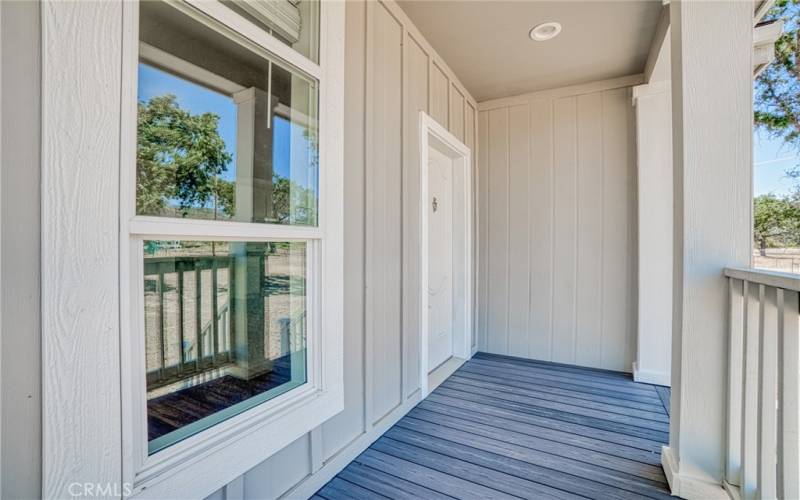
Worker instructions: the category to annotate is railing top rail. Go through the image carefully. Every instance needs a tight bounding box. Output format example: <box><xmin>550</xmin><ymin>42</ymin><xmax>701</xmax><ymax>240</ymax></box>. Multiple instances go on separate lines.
<box><xmin>144</xmin><ymin>255</ymin><xmax>233</xmax><ymax>263</ymax></box>
<box><xmin>724</xmin><ymin>266</ymin><xmax>800</xmax><ymax>292</ymax></box>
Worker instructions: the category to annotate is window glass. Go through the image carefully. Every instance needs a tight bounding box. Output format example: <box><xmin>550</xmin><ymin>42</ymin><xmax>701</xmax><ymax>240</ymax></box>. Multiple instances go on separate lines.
<box><xmin>137</xmin><ymin>1</ymin><xmax>319</xmax><ymax>225</ymax></box>
<box><xmin>144</xmin><ymin>240</ymin><xmax>308</xmax><ymax>454</ymax></box>
<box><xmin>226</xmin><ymin>0</ymin><xmax>320</xmax><ymax>63</ymax></box>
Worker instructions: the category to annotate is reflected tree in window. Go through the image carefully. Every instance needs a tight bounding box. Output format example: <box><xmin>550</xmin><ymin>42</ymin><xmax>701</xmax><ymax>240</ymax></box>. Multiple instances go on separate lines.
<box><xmin>271</xmin><ymin>172</ymin><xmax>317</xmax><ymax>225</ymax></box>
<box><xmin>137</xmin><ymin>94</ymin><xmax>234</xmax><ymax>218</ymax></box>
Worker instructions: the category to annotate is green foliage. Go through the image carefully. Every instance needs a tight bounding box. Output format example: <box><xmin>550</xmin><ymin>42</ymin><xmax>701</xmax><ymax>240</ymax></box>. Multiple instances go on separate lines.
<box><xmin>754</xmin><ymin>194</ymin><xmax>800</xmax><ymax>252</ymax></box>
<box><xmin>755</xmin><ymin>1</ymin><xmax>800</xmax><ymax>151</ymax></box>
<box><xmin>137</xmin><ymin>94</ymin><xmax>234</xmax><ymax>217</ymax></box>
<box><xmin>136</xmin><ymin>93</ymin><xmax>319</xmax><ymax>225</ymax></box>
<box><xmin>271</xmin><ymin>174</ymin><xmax>317</xmax><ymax>225</ymax></box>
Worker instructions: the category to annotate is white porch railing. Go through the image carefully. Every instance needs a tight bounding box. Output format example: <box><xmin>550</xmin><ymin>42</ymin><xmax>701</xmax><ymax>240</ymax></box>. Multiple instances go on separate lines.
<box><xmin>144</xmin><ymin>255</ymin><xmax>235</xmax><ymax>389</ymax></box>
<box><xmin>725</xmin><ymin>267</ymin><xmax>800</xmax><ymax>499</ymax></box>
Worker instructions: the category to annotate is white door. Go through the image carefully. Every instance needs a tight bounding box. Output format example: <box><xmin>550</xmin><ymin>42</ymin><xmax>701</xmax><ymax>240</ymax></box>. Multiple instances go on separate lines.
<box><xmin>427</xmin><ymin>147</ymin><xmax>454</xmax><ymax>371</ymax></box>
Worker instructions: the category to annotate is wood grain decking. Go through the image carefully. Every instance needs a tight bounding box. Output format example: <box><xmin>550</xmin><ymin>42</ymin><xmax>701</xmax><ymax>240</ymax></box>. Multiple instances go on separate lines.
<box><xmin>315</xmin><ymin>352</ymin><xmax>673</xmax><ymax>500</ymax></box>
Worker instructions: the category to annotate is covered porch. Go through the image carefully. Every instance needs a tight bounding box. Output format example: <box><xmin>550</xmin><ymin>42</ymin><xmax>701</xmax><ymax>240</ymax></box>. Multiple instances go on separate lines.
<box><xmin>3</xmin><ymin>0</ymin><xmax>798</xmax><ymax>499</ymax></box>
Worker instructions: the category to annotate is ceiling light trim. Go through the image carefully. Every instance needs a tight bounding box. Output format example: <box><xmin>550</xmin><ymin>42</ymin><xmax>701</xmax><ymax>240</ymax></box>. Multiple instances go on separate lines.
<box><xmin>530</xmin><ymin>22</ymin><xmax>562</xmax><ymax>42</ymax></box>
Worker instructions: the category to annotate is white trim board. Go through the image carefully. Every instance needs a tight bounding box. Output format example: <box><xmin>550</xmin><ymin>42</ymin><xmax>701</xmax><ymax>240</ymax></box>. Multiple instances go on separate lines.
<box><xmin>661</xmin><ymin>446</ymin><xmax>730</xmax><ymax>499</ymax></box>
<box><xmin>477</xmin><ymin>74</ymin><xmax>645</xmax><ymax>111</ymax></box>
<box><xmin>419</xmin><ymin>111</ymin><xmax>473</xmax><ymax>399</ymax></box>
<box><xmin>632</xmin><ymin>362</ymin><xmax>671</xmax><ymax>387</ymax></box>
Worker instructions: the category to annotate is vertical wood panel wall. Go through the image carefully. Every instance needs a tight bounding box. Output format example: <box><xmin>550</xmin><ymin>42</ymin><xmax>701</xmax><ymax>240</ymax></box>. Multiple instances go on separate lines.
<box><xmin>213</xmin><ymin>1</ymin><xmax>478</xmax><ymax>497</ymax></box>
<box><xmin>477</xmin><ymin>81</ymin><xmax>638</xmax><ymax>372</ymax></box>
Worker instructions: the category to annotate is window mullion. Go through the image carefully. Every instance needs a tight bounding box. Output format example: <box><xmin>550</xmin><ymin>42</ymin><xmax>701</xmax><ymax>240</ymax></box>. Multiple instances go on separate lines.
<box><xmin>130</xmin><ymin>217</ymin><xmax>324</xmax><ymax>242</ymax></box>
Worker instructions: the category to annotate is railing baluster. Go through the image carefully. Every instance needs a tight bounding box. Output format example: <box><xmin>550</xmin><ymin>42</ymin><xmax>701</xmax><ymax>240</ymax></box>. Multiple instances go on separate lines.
<box><xmin>177</xmin><ymin>266</ymin><xmax>185</xmax><ymax>375</ymax></box>
<box><xmin>741</xmin><ymin>281</ymin><xmax>761</xmax><ymax>500</ymax></box>
<box><xmin>158</xmin><ymin>267</ymin><xmax>166</xmax><ymax>381</ymax></box>
<box><xmin>195</xmin><ymin>266</ymin><xmax>202</xmax><ymax>369</ymax></box>
<box><xmin>758</xmin><ymin>285</ymin><xmax>778</xmax><ymax>499</ymax></box>
<box><xmin>728</xmin><ymin>277</ymin><xmax>745</xmax><ymax>486</ymax></box>
<box><xmin>211</xmin><ymin>258</ymin><xmax>219</xmax><ymax>364</ymax></box>
<box><xmin>779</xmin><ymin>289</ymin><xmax>800</xmax><ymax>500</ymax></box>
<box><xmin>228</xmin><ymin>257</ymin><xmax>234</xmax><ymax>359</ymax></box>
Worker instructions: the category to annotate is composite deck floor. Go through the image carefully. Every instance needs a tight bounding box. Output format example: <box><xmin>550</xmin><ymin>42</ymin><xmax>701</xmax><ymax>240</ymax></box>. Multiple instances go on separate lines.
<box><xmin>315</xmin><ymin>352</ymin><xmax>673</xmax><ymax>500</ymax></box>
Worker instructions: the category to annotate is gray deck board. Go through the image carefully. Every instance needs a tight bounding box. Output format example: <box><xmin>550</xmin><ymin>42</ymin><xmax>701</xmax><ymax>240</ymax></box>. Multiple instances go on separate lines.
<box><xmin>441</xmin><ymin>379</ymin><xmax>670</xmax><ymax>428</ymax></box>
<box><xmin>447</xmin><ymin>374</ymin><xmax>668</xmax><ymax>419</ymax></box>
<box><xmin>338</xmin><ymin>463</ymin><xmax>454</xmax><ymax>500</ymax></box>
<box><xmin>316</xmin><ymin>354</ymin><xmax>674</xmax><ymax>499</ymax></box>
<box><xmin>451</xmin><ymin>370</ymin><xmax>666</xmax><ymax>412</ymax></box>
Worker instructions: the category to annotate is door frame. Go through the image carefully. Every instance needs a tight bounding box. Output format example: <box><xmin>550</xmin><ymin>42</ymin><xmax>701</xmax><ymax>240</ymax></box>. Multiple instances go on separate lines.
<box><xmin>419</xmin><ymin>111</ymin><xmax>473</xmax><ymax>398</ymax></box>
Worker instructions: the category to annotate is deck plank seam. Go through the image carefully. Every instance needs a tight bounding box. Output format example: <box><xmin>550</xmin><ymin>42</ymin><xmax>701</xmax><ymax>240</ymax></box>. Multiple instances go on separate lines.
<box><xmin>434</xmin><ymin>385</ymin><xmax>670</xmax><ymax>440</ymax></box>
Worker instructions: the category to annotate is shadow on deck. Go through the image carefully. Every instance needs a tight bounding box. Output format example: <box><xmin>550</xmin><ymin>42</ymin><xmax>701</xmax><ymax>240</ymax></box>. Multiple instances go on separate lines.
<box><xmin>315</xmin><ymin>352</ymin><xmax>673</xmax><ymax>500</ymax></box>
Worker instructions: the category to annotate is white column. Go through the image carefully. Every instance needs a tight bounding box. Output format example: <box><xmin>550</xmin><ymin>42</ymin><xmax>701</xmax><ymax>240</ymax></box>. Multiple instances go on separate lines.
<box><xmin>663</xmin><ymin>1</ymin><xmax>753</xmax><ymax>498</ymax></box>
<box><xmin>633</xmin><ymin>81</ymin><xmax>673</xmax><ymax>387</ymax></box>
<box><xmin>231</xmin><ymin>87</ymin><xmax>274</xmax><ymax>380</ymax></box>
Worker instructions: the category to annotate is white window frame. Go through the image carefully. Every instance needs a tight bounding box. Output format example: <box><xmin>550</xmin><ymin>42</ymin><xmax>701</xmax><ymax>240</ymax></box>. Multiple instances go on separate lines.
<box><xmin>117</xmin><ymin>1</ymin><xmax>343</xmax><ymax>497</ymax></box>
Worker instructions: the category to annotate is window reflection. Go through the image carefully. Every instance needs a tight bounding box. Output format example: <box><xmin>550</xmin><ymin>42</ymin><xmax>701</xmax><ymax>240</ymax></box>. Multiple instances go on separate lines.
<box><xmin>137</xmin><ymin>1</ymin><xmax>319</xmax><ymax>225</ymax></box>
<box><xmin>144</xmin><ymin>240</ymin><xmax>308</xmax><ymax>454</ymax></box>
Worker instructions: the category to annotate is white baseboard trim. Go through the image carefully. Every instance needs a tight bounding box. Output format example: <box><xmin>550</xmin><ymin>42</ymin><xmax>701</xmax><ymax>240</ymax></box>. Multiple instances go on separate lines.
<box><xmin>427</xmin><ymin>356</ymin><xmax>466</xmax><ymax>396</ymax></box>
<box><xmin>661</xmin><ymin>446</ymin><xmax>731</xmax><ymax>499</ymax></box>
<box><xmin>284</xmin><ymin>394</ymin><xmax>421</xmax><ymax>499</ymax></box>
<box><xmin>632</xmin><ymin>361</ymin><xmax>671</xmax><ymax>387</ymax></box>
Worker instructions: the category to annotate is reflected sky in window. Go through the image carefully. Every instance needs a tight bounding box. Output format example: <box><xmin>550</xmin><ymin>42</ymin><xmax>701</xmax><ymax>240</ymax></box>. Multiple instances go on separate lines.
<box><xmin>138</xmin><ymin>63</ymin><xmax>297</xmax><ymax>185</ymax></box>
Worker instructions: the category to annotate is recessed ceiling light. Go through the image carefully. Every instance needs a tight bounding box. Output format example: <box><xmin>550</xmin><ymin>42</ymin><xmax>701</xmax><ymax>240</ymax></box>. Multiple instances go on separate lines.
<box><xmin>530</xmin><ymin>22</ymin><xmax>562</xmax><ymax>42</ymax></box>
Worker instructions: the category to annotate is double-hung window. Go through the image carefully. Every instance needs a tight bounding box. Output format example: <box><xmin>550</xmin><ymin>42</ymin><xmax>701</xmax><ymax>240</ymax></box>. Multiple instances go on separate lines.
<box><xmin>120</xmin><ymin>0</ymin><xmax>343</xmax><ymax>495</ymax></box>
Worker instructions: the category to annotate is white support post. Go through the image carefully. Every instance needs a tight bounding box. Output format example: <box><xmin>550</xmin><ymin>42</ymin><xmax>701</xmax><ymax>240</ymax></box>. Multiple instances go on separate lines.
<box><xmin>662</xmin><ymin>1</ymin><xmax>753</xmax><ymax>498</ymax></box>
<box><xmin>632</xmin><ymin>80</ymin><xmax>673</xmax><ymax>388</ymax></box>
<box><xmin>230</xmin><ymin>87</ymin><xmax>274</xmax><ymax>380</ymax></box>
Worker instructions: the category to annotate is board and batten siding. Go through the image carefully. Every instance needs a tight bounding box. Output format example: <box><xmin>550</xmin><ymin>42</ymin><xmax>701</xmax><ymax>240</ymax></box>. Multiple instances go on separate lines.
<box><xmin>205</xmin><ymin>1</ymin><xmax>478</xmax><ymax>498</ymax></box>
<box><xmin>476</xmin><ymin>77</ymin><xmax>639</xmax><ymax>372</ymax></box>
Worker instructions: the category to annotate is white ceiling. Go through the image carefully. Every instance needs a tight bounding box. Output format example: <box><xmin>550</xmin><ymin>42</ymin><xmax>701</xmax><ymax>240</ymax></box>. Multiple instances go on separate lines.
<box><xmin>397</xmin><ymin>0</ymin><xmax>664</xmax><ymax>102</ymax></box>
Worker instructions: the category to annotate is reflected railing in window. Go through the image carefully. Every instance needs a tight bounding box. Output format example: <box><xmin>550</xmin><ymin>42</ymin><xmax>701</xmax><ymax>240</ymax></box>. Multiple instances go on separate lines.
<box><xmin>143</xmin><ymin>240</ymin><xmax>307</xmax><ymax>454</ymax></box>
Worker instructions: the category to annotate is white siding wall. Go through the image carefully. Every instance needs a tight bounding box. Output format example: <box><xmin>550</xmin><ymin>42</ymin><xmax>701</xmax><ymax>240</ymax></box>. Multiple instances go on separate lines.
<box><xmin>477</xmin><ymin>82</ymin><xmax>638</xmax><ymax>372</ymax></box>
<box><xmin>211</xmin><ymin>1</ymin><xmax>478</xmax><ymax>498</ymax></box>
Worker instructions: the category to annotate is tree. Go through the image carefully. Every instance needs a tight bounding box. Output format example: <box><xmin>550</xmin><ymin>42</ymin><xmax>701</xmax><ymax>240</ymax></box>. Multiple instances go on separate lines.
<box><xmin>271</xmin><ymin>174</ymin><xmax>317</xmax><ymax>225</ymax></box>
<box><xmin>754</xmin><ymin>194</ymin><xmax>800</xmax><ymax>255</ymax></box>
<box><xmin>137</xmin><ymin>94</ymin><xmax>234</xmax><ymax>217</ymax></box>
<box><xmin>755</xmin><ymin>1</ymin><xmax>800</xmax><ymax>160</ymax></box>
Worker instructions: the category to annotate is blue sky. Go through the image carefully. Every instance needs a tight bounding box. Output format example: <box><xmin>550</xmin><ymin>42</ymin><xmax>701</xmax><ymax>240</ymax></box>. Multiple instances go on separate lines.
<box><xmin>138</xmin><ymin>63</ymin><xmax>296</xmax><ymax>183</ymax></box>
<box><xmin>754</xmin><ymin>131</ymin><xmax>800</xmax><ymax>197</ymax></box>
